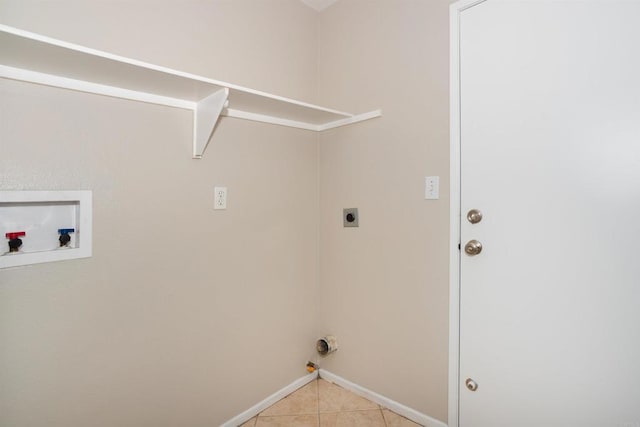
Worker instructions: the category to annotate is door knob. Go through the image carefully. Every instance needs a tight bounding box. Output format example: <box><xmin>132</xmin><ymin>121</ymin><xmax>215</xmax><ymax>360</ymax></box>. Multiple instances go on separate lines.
<box><xmin>464</xmin><ymin>240</ymin><xmax>482</xmax><ymax>256</ymax></box>
<box><xmin>467</xmin><ymin>209</ymin><xmax>483</xmax><ymax>224</ymax></box>
<box><xmin>465</xmin><ymin>378</ymin><xmax>478</xmax><ymax>391</ymax></box>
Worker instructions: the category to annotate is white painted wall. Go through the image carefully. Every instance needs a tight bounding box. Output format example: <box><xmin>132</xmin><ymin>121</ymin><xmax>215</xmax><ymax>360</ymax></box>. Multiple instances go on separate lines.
<box><xmin>317</xmin><ymin>0</ymin><xmax>454</xmax><ymax>422</ymax></box>
<box><xmin>0</xmin><ymin>2</ymin><xmax>320</xmax><ymax>426</ymax></box>
<box><xmin>0</xmin><ymin>1</ymin><xmax>456</xmax><ymax>424</ymax></box>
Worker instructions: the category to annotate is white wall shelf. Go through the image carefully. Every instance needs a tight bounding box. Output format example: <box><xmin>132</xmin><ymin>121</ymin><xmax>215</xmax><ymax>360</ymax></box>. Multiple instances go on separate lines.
<box><xmin>0</xmin><ymin>25</ymin><xmax>381</xmax><ymax>158</ymax></box>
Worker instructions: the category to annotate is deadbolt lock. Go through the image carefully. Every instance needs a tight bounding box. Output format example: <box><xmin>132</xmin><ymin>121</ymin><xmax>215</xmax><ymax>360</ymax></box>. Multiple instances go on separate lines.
<box><xmin>464</xmin><ymin>240</ymin><xmax>482</xmax><ymax>256</ymax></box>
<box><xmin>465</xmin><ymin>378</ymin><xmax>478</xmax><ymax>391</ymax></box>
<box><xmin>467</xmin><ymin>209</ymin><xmax>483</xmax><ymax>224</ymax></box>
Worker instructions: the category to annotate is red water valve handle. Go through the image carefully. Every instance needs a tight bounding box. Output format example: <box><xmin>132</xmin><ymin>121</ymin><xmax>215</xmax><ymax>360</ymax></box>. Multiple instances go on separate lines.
<box><xmin>5</xmin><ymin>231</ymin><xmax>26</xmax><ymax>239</ymax></box>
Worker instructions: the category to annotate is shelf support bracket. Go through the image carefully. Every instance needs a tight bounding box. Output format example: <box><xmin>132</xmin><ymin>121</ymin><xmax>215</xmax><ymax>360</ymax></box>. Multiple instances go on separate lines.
<box><xmin>193</xmin><ymin>87</ymin><xmax>229</xmax><ymax>159</ymax></box>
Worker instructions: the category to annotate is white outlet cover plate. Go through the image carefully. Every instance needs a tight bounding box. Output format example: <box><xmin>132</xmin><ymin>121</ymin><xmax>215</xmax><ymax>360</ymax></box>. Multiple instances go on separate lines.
<box><xmin>214</xmin><ymin>186</ymin><xmax>227</xmax><ymax>210</ymax></box>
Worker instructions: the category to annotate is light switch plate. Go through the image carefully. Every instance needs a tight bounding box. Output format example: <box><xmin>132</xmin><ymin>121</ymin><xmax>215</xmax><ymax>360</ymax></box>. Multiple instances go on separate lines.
<box><xmin>425</xmin><ymin>176</ymin><xmax>440</xmax><ymax>200</ymax></box>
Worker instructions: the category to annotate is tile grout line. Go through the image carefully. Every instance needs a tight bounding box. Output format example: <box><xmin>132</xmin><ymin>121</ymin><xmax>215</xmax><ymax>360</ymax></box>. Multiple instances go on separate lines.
<box><xmin>381</xmin><ymin>407</ymin><xmax>389</xmax><ymax>427</ymax></box>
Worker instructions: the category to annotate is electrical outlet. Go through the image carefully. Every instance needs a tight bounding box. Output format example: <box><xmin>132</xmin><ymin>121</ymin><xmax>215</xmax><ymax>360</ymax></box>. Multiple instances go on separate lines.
<box><xmin>425</xmin><ymin>176</ymin><xmax>440</xmax><ymax>200</ymax></box>
<box><xmin>214</xmin><ymin>186</ymin><xmax>227</xmax><ymax>210</ymax></box>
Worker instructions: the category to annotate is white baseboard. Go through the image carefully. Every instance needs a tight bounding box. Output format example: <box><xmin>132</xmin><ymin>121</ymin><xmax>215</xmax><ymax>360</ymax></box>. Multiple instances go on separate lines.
<box><xmin>220</xmin><ymin>371</ymin><xmax>318</xmax><ymax>427</ymax></box>
<box><xmin>318</xmin><ymin>369</ymin><xmax>447</xmax><ymax>427</ymax></box>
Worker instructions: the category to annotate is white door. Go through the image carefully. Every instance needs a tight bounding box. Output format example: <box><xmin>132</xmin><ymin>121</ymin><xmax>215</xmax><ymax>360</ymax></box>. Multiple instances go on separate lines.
<box><xmin>458</xmin><ymin>1</ymin><xmax>640</xmax><ymax>426</ymax></box>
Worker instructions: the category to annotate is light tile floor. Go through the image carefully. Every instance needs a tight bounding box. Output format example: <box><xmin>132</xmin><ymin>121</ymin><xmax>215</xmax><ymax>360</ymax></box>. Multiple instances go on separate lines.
<box><xmin>239</xmin><ymin>378</ymin><xmax>422</xmax><ymax>427</ymax></box>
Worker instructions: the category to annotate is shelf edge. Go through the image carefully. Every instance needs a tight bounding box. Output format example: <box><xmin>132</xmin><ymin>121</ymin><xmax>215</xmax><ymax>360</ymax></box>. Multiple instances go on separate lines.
<box><xmin>223</xmin><ymin>108</ymin><xmax>322</xmax><ymax>131</ymax></box>
<box><xmin>318</xmin><ymin>110</ymin><xmax>382</xmax><ymax>131</ymax></box>
<box><xmin>0</xmin><ymin>65</ymin><xmax>196</xmax><ymax>110</ymax></box>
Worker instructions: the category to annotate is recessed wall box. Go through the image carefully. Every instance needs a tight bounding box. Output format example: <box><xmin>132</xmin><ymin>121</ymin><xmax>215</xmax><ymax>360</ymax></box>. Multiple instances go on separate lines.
<box><xmin>343</xmin><ymin>208</ymin><xmax>359</xmax><ymax>227</ymax></box>
<box><xmin>0</xmin><ymin>191</ymin><xmax>92</xmax><ymax>269</ymax></box>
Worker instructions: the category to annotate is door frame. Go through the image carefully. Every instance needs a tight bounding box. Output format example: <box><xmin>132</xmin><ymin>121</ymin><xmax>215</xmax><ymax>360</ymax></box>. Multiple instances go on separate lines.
<box><xmin>448</xmin><ymin>1</ymin><xmax>486</xmax><ymax>426</ymax></box>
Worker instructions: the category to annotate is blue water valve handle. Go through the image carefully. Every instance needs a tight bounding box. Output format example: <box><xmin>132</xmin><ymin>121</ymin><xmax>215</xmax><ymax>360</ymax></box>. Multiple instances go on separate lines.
<box><xmin>58</xmin><ymin>228</ymin><xmax>75</xmax><ymax>247</ymax></box>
